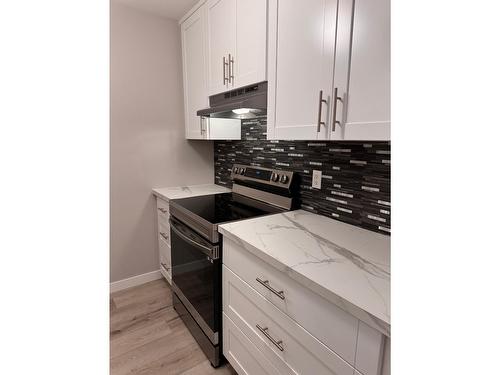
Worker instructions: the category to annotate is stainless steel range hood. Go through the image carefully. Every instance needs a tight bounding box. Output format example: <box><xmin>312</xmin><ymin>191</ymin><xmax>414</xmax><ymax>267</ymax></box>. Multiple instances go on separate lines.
<box><xmin>197</xmin><ymin>81</ymin><xmax>267</xmax><ymax>119</ymax></box>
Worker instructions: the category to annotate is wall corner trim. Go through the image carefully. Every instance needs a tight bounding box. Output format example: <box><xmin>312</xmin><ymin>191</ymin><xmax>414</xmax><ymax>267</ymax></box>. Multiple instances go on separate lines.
<box><xmin>110</xmin><ymin>270</ymin><xmax>163</xmax><ymax>294</ymax></box>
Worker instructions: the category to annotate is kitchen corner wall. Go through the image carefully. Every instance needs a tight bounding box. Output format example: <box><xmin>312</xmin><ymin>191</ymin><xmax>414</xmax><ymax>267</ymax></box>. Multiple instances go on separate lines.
<box><xmin>111</xmin><ymin>3</ymin><xmax>214</xmax><ymax>283</ymax></box>
<box><xmin>214</xmin><ymin>116</ymin><xmax>391</xmax><ymax>235</ymax></box>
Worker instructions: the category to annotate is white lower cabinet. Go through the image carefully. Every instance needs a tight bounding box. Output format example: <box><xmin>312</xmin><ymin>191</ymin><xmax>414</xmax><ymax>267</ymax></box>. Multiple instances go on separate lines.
<box><xmin>222</xmin><ymin>237</ymin><xmax>388</xmax><ymax>375</ymax></box>
<box><xmin>381</xmin><ymin>338</ymin><xmax>390</xmax><ymax>375</ymax></box>
<box><xmin>159</xmin><ymin>235</ymin><xmax>171</xmax><ymax>280</ymax></box>
<box><xmin>354</xmin><ymin>321</ymin><xmax>385</xmax><ymax>375</ymax></box>
<box><xmin>223</xmin><ymin>313</ymin><xmax>281</xmax><ymax>375</ymax></box>
<box><xmin>223</xmin><ymin>266</ymin><xmax>355</xmax><ymax>375</ymax></box>
<box><xmin>155</xmin><ymin>197</ymin><xmax>172</xmax><ymax>283</ymax></box>
<box><xmin>223</xmin><ymin>237</ymin><xmax>358</xmax><ymax>365</ymax></box>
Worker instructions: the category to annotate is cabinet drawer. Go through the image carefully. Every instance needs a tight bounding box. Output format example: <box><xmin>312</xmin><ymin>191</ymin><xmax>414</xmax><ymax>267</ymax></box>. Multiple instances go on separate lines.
<box><xmin>223</xmin><ymin>266</ymin><xmax>355</xmax><ymax>375</ymax></box>
<box><xmin>223</xmin><ymin>313</ymin><xmax>280</xmax><ymax>375</ymax></box>
<box><xmin>156</xmin><ymin>198</ymin><xmax>169</xmax><ymax>225</ymax></box>
<box><xmin>158</xmin><ymin>222</ymin><xmax>171</xmax><ymax>248</ymax></box>
<box><xmin>355</xmin><ymin>321</ymin><xmax>385</xmax><ymax>375</ymax></box>
<box><xmin>159</xmin><ymin>235</ymin><xmax>171</xmax><ymax>263</ymax></box>
<box><xmin>159</xmin><ymin>252</ymin><xmax>172</xmax><ymax>283</ymax></box>
<box><xmin>159</xmin><ymin>235</ymin><xmax>171</xmax><ymax>278</ymax></box>
<box><xmin>223</xmin><ymin>237</ymin><xmax>359</xmax><ymax>365</ymax></box>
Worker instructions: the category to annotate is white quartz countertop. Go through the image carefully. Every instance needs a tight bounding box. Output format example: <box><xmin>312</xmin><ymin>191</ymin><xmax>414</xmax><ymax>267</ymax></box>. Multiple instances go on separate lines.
<box><xmin>152</xmin><ymin>184</ymin><xmax>231</xmax><ymax>201</ymax></box>
<box><xmin>218</xmin><ymin>210</ymin><xmax>391</xmax><ymax>336</ymax></box>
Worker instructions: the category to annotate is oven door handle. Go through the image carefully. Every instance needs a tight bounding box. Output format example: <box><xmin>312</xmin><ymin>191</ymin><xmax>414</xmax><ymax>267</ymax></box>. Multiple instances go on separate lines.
<box><xmin>169</xmin><ymin>218</ymin><xmax>219</xmax><ymax>259</ymax></box>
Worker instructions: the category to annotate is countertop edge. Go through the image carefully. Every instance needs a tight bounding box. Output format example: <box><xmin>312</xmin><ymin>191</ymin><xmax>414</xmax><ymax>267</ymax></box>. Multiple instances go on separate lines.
<box><xmin>218</xmin><ymin>225</ymin><xmax>391</xmax><ymax>337</ymax></box>
<box><xmin>152</xmin><ymin>184</ymin><xmax>231</xmax><ymax>201</ymax></box>
<box><xmin>152</xmin><ymin>189</ymin><xmax>169</xmax><ymax>201</ymax></box>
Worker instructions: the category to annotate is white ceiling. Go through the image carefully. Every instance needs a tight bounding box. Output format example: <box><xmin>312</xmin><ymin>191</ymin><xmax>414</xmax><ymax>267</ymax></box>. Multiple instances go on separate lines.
<box><xmin>114</xmin><ymin>0</ymin><xmax>199</xmax><ymax>20</ymax></box>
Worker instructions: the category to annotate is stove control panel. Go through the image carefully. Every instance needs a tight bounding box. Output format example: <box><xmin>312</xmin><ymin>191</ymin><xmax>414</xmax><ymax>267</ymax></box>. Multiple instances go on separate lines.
<box><xmin>231</xmin><ymin>164</ymin><xmax>294</xmax><ymax>189</ymax></box>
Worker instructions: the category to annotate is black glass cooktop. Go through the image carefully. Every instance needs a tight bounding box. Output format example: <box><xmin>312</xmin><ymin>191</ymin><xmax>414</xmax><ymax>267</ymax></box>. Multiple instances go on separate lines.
<box><xmin>171</xmin><ymin>193</ymin><xmax>282</xmax><ymax>225</ymax></box>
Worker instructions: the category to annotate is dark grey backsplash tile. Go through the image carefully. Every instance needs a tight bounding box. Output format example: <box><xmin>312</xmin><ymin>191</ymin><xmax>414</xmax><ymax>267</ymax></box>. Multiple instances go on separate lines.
<box><xmin>214</xmin><ymin>116</ymin><xmax>391</xmax><ymax>235</ymax></box>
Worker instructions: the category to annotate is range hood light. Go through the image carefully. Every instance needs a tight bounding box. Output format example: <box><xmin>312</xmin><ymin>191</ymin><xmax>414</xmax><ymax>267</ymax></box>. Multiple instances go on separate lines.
<box><xmin>232</xmin><ymin>108</ymin><xmax>251</xmax><ymax>115</ymax></box>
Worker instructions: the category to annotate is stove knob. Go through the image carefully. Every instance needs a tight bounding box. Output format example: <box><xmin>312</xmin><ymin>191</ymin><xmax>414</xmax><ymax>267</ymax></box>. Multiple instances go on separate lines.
<box><xmin>233</xmin><ymin>167</ymin><xmax>238</xmax><ymax>174</ymax></box>
<box><xmin>280</xmin><ymin>175</ymin><xmax>289</xmax><ymax>184</ymax></box>
<box><xmin>240</xmin><ymin>167</ymin><xmax>246</xmax><ymax>175</ymax></box>
<box><xmin>271</xmin><ymin>173</ymin><xmax>279</xmax><ymax>182</ymax></box>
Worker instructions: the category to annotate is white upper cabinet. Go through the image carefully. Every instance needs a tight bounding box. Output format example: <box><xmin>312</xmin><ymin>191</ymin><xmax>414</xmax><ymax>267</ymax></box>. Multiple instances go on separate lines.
<box><xmin>207</xmin><ymin>0</ymin><xmax>236</xmax><ymax>95</ymax></box>
<box><xmin>267</xmin><ymin>0</ymin><xmax>390</xmax><ymax>141</ymax></box>
<box><xmin>181</xmin><ymin>3</ymin><xmax>209</xmax><ymax>139</ymax></box>
<box><xmin>267</xmin><ymin>0</ymin><xmax>339</xmax><ymax>140</ymax></box>
<box><xmin>337</xmin><ymin>0</ymin><xmax>391</xmax><ymax>140</ymax></box>
<box><xmin>207</xmin><ymin>0</ymin><xmax>267</xmax><ymax>95</ymax></box>
<box><xmin>234</xmin><ymin>0</ymin><xmax>267</xmax><ymax>89</ymax></box>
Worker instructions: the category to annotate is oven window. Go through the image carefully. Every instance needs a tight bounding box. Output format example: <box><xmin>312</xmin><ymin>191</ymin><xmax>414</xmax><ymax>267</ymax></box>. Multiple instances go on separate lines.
<box><xmin>170</xmin><ymin>220</ymin><xmax>221</xmax><ymax>333</ymax></box>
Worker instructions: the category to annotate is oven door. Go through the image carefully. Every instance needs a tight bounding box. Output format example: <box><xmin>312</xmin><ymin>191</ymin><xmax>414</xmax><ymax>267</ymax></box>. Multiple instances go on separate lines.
<box><xmin>170</xmin><ymin>216</ymin><xmax>221</xmax><ymax>345</ymax></box>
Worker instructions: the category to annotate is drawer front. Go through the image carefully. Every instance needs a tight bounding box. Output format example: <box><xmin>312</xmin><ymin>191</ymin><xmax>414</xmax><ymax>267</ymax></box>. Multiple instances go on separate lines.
<box><xmin>355</xmin><ymin>321</ymin><xmax>385</xmax><ymax>375</ymax></box>
<box><xmin>159</xmin><ymin>236</ymin><xmax>171</xmax><ymax>277</ymax></box>
<box><xmin>223</xmin><ymin>238</ymin><xmax>359</xmax><ymax>365</ymax></box>
<box><xmin>159</xmin><ymin>255</ymin><xmax>172</xmax><ymax>283</ymax></box>
<box><xmin>223</xmin><ymin>313</ymin><xmax>281</xmax><ymax>375</ymax></box>
<box><xmin>158</xmin><ymin>222</ymin><xmax>171</xmax><ymax>248</ymax></box>
<box><xmin>156</xmin><ymin>198</ymin><xmax>170</xmax><ymax>225</ymax></box>
<box><xmin>223</xmin><ymin>266</ymin><xmax>355</xmax><ymax>375</ymax></box>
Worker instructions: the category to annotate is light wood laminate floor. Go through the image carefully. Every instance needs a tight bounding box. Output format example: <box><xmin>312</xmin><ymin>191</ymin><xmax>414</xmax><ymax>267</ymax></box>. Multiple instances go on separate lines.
<box><xmin>110</xmin><ymin>279</ymin><xmax>236</xmax><ymax>375</ymax></box>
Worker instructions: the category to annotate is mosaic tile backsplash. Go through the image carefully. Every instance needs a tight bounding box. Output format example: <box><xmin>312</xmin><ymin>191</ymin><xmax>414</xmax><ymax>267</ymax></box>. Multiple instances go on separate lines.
<box><xmin>214</xmin><ymin>116</ymin><xmax>390</xmax><ymax>235</ymax></box>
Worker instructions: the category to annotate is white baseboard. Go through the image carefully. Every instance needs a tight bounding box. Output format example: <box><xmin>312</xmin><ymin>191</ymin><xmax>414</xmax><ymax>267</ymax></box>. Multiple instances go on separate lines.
<box><xmin>110</xmin><ymin>269</ymin><xmax>163</xmax><ymax>293</ymax></box>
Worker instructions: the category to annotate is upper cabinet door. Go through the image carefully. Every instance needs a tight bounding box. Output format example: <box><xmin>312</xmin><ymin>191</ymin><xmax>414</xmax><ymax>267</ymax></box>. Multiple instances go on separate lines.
<box><xmin>207</xmin><ymin>0</ymin><xmax>236</xmax><ymax>95</ymax></box>
<box><xmin>267</xmin><ymin>0</ymin><xmax>338</xmax><ymax>140</ymax></box>
<box><xmin>233</xmin><ymin>0</ymin><xmax>267</xmax><ymax>89</ymax></box>
<box><xmin>181</xmin><ymin>4</ymin><xmax>209</xmax><ymax>140</ymax></box>
<box><xmin>337</xmin><ymin>0</ymin><xmax>391</xmax><ymax>140</ymax></box>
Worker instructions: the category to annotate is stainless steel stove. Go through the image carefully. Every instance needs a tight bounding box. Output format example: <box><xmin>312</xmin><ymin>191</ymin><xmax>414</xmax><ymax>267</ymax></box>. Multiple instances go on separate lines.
<box><xmin>169</xmin><ymin>164</ymin><xmax>298</xmax><ymax>367</ymax></box>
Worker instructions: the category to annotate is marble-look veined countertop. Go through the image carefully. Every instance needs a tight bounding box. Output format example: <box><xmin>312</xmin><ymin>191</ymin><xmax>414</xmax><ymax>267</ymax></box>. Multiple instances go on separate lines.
<box><xmin>152</xmin><ymin>184</ymin><xmax>231</xmax><ymax>201</ymax></box>
<box><xmin>218</xmin><ymin>209</ymin><xmax>391</xmax><ymax>336</ymax></box>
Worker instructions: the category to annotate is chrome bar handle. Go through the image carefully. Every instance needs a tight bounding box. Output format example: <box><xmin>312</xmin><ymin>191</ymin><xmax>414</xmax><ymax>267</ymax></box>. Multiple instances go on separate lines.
<box><xmin>169</xmin><ymin>218</ymin><xmax>220</xmax><ymax>259</ymax></box>
<box><xmin>332</xmin><ymin>87</ymin><xmax>343</xmax><ymax>132</ymax></box>
<box><xmin>256</xmin><ymin>324</ymin><xmax>284</xmax><ymax>352</ymax></box>
<box><xmin>316</xmin><ymin>90</ymin><xmax>327</xmax><ymax>132</ymax></box>
<box><xmin>157</xmin><ymin>207</ymin><xmax>168</xmax><ymax>214</ymax></box>
<box><xmin>160</xmin><ymin>232</ymin><xmax>169</xmax><ymax>241</ymax></box>
<box><xmin>223</xmin><ymin>56</ymin><xmax>229</xmax><ymax>85</ymax></box>
<box><xmin>228</xmin><ymin>53</ymin><xmax>234</xmax><ymax>84</ymax></box>
<box><xmin>161</xmin><ymin>262</ymin><xmax>170</xmax><ymax>272</ymax></box>
<box><xmin>200</xmin><ymin>116</ymin><xmax>207</xmax><ymax>135</ymax></box>
<box><xmin>256</xmin><ymin>277</ymin><xmax>285</xmax><ymax>300</ymax></box>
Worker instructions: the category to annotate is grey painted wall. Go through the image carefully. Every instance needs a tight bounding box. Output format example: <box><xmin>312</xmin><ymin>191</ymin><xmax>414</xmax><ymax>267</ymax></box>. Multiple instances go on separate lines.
<box><xmin>110</xmin><ymin>3</ymin><xmax>214</xmax><ymax>282</ymax></box>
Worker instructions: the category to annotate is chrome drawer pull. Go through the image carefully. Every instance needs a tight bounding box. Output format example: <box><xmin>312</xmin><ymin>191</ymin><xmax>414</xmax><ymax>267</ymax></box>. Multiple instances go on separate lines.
<box><xmin>228</xmin><ymin>53</ymin><xmax>234</xmax><ymax>84</ymax></box>
<box><xmin>157</xmin><ymin>207</ymin><xmax>168</xmax><ymax>214</ymax></box>
<box><xmin>160</xmin><ymin>232</ymin><xmax>169</xmax><ymax>241</ymax></box>
<box><xmin>161</xmin><ymin>262</ymin><xmax>170</xmax><ymax>271</ymax></box>
<box><xmin>332</xmin><ymin>87</ymin><xmax>343</xmax><ymax>132</ymax></box>
<box><xmin>223</xmin><ymin>56</ymin><xmax>229</xmax><ymax>84</ymax></box>
<box><xmin>256</xmin><ymin>324</ymin><xmax>284</xmax><ymax>352</ymax></box>
<box><xmin>256</xmin><ymin>277</ymin><xmax>285</xmax><ymax>300</ymax></box>
<box><xmin>316</xmin><ymin>90</ymin><xmax>327</xmax><ymax>132</ymax></box>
